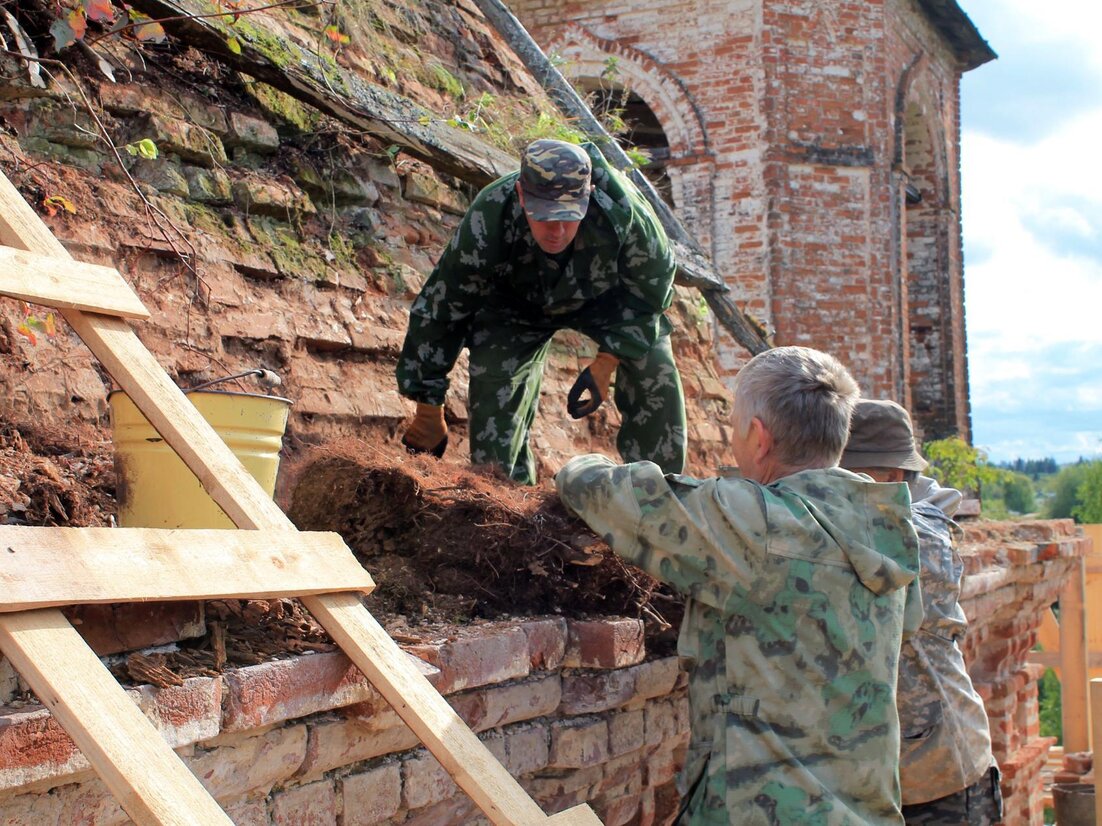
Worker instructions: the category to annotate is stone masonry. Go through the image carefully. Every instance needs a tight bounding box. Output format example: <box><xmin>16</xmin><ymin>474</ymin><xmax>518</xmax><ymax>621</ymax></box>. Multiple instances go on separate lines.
<box><xmin>508</xmin><ymin>0</ymin><xmax>995</xmax><ymax>441</ymax></box>
<box><xmin>0</xmin><ymin>520</ymin><xmax>1088</xmax><ymax>824</ymax></box>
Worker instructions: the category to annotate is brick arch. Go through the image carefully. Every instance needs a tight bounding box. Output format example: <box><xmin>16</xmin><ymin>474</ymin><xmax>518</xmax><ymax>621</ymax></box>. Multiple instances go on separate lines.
<box><xmin>894</xmin><ymin>58</ymin><xmax>950</xmax><ymax>205</ymax></box>
<box><xmin>895</xmin><ymin>57</ymin><xmax>964</xmax><ymax>441</ymax></box>
<box><xmin>545</xmin><ymin>24</ymin><xmax>709</xmax><ymax>161</ymax></box>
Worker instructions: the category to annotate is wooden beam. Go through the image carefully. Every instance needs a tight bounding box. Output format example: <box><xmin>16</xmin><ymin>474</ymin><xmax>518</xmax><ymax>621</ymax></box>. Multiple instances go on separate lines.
<box><xmin>0</xmin><ymin>245</ymin><xmax>149</xmax><ymax>319</ymax></box>
<box><xmin>0</xmin><ymin>527</ymin><xmax>373</xmax><ymax>611</ymax></box>
<box><xmin>1028</xmin><ymin>650</ymin><xmax>1102</xmax><ymax>671</ymax></box>
<box><xmin>0</xmin><ymin>168</ymin><xmax>598</xmax><ymax>824</ymax></box>
<box><xmin>127</xmin><ymin>0</ymin><xmax>515</xmax><ymax>188</ymax></box>
<box><xmin>1060</xmin><ymin>557</ymin><xmax>1090</xmax><ymax>752</ymax></box>
<box><xmin>546</xmin><ymin>805</ymin><xmax>606</xmax><ymax>824</ymax></box>
<box><xmin>0</xmin><ymin>609</ymin><xmax>232</xmax><ymax>825</ymax></box>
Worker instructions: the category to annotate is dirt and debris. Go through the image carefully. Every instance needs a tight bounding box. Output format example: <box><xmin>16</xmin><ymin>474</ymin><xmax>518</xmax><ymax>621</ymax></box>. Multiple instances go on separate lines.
<box><xmin>284</xmin><ymin>439</ymin><xmax>682</xmax><ymax>639</ymax></box>
<box><xmin>0</xmin><ymin>417</ymin><xmax>683</xmax><ymax>689</ymax></box>
<box><xmin>0</xmin><ymin>420</ymin><xmax>115</xmax><ymax>528</ymax></box>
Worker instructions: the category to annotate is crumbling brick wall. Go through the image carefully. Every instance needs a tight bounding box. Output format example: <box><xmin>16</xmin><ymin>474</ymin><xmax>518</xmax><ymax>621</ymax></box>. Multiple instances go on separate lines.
<box><xmin>956</xmin><ymin>519</ymin><xmax>1091</xmax><ymax>825</ymax></box>
<box><xmin>0</xmin><ymin>521</ymin><xmax>1087</xmax><ymax>824</ymax></box>
<box><xmin>0</xmin><ymin>617</ymin><xmax>689</xmax><ymax>825</ymax></box>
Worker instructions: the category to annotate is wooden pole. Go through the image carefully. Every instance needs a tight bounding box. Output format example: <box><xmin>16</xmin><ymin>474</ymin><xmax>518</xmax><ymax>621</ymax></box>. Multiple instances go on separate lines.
<box><xmin>1061</xmin><ymin>557</ymin><xmax>1090</xmax><ymax>752</ymax></box>
<box><xmin>1092</xmin><ymin>679</ymin><xmax>1102</xmax><ymax>826</ymax></box>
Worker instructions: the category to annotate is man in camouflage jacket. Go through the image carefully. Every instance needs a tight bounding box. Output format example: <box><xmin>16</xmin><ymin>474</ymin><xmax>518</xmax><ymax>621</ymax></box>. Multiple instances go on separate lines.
<box><xmin>396</xmin><ymin>139</ymin><xmax>686</xmax><ymax>485</ymax></box>
<box><xmin>556</xmin><ymin>347</ymin><xmax>922</xmax><ymax>824</ymax></box>
<box><xmin>840</xmin><ymin>400</ymin><xmax>1001</xmax><ymax>825</ymax></box>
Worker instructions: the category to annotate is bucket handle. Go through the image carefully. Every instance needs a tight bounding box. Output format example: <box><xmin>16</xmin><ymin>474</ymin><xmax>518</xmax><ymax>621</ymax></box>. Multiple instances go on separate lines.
<box><xmin>185</xmin><ymin>368</ymin><xmax>282</xmax><ymax>395</ymax></box>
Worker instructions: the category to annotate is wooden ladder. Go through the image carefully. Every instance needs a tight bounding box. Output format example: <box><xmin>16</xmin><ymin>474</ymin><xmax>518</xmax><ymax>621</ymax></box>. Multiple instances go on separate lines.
<box><xmin>0</xmin><ymin>170</ymin><xmax>601</xmax><ymax>826</ymax></box>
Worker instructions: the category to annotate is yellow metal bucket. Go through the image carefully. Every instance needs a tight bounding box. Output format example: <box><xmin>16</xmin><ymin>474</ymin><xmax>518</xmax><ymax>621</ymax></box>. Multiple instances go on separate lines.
<box><xmin>108</xmin><ymin>390</ymin><xmax>292</xmax><ymax>529</ymax></box>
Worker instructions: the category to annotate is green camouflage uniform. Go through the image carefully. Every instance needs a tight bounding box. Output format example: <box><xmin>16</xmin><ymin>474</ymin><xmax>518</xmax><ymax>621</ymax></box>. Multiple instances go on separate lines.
<box><xmin>555</xmin><ymin>455</ymin><xmax>922</xmax><ymax>825</ymax></box>
<box><xmin>899</xmin><ymin>477</ymin><xmax>1000</xmax><ymax>824</ymax></box>
<box><xmin>396</xmin><ymin>143</ymin><xmax>686</xmax><ymax>484</ymax></box>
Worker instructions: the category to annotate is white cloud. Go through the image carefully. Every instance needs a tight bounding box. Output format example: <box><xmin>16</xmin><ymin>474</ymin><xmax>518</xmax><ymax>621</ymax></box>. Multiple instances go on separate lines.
<box><xmin>963</xmin><ymin>0</ymin><xmax>1102</xmax><ymax>72</ymax></box>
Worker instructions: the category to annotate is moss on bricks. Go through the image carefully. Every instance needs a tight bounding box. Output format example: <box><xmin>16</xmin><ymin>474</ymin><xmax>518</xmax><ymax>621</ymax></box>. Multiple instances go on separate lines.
<box><xmin>246</xmin><ymin>216</ymin><xmax>331</xmax><ymax>282</ymax></box>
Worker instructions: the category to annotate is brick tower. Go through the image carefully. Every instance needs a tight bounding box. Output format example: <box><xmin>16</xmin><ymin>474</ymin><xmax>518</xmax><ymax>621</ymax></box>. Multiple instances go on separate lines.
<box><xmin>508</xmin><ymin>0</ymin><xmax>994</xmax><ymax>441</ymax></box>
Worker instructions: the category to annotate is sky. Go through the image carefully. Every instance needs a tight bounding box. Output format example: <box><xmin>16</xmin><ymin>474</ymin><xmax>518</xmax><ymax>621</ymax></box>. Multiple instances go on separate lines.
<box><xmin>959</xmin><ymin>0</ymin><xmax>1102</xmax><ymax>463</ymax></box>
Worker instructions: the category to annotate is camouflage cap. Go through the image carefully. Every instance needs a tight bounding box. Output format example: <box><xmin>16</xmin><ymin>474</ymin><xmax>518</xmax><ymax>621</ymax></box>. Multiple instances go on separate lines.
<box><xmin>840</xmin><ymin>399</ymin><xmax>929</xmax><ymax>472</ymax></box>
<box><xmin>518</xmin><ymin>139</ymin><xmax>592</xmax><ymax>222</ymax></box>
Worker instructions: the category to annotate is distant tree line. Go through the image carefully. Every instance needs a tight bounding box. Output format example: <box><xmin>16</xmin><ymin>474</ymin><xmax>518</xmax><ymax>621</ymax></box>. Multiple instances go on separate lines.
<box><xmin>923</xmin><ymin>442</ymin><xmax>1102</xmax><ymax>523</ymax></box>
<box><xmin>997</xmin><ymin>457</ymin><xmax>1060</xmax><ymax>479</ymax></box>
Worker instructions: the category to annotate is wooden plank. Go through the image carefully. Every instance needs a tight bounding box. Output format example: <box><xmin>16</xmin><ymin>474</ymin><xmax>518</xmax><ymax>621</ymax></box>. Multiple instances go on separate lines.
<box><xmin>546</xmin><ymin>805</ymin><xmax>606</xmax><ymax>824</ymax></box>
<box><xmin>304</xmin><ymin>593</ymin><xmax>550</xmax><ymax>825</ymax></box>
<box><xmin>1060</xmin><ymin>557</ymin><xmax>1090</xmax><ymax>752</ymax></box>
<box><xmin>0</xmin><ymin>169</ymin><xmax>597</xmax><ymax>824</ymax></box>
<box><xmin>1028</xmin><ymin>650</ymin><xmax>1102</xmax><ymax>671</ymax></box>
<box><xmin>0</xmin><ymin>527</ymin><xmax>373</xmax><ymax>610</ymax></box>
<box><xmin>0</xmin><ymin>608</ymin><xmax>232</xmax><ymax>825</ymax></box>
<box><xmin>0</xmin><ymin>245</ymin><xmax>149</xmax><ymax>319</ymax></box>
<box><xmin>1093</xmin><ymin>679</ymin><xmax>1102</xmax><ymax>826</ymax></box>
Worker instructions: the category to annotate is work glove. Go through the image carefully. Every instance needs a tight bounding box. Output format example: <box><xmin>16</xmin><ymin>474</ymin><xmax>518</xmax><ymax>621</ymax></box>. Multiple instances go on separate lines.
<box><xmin>567</xmin><ymin>352</ymin><xmax>619</xmax><ymax>419</ymax></box>
<box><xmin>401</xmin><ymin>403</ymin><xmax>448</xmax><ymax>458</ymax></box>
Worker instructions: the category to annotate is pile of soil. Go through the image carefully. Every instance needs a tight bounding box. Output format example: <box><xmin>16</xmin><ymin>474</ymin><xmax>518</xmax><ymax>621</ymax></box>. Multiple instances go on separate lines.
<box><xmin>0</xmin><ymin>420</ymin><xmax>115</xmax><ymax>528</ymax></box>
<box><xmin>0</xmin><ymin>419</ymin><xmax>683</xmax><ymax>687</ymax></box>
<box><xmin>284</xmin><ymin>440</ymin><xmax>682</xmax><ymax>639</ymax></box>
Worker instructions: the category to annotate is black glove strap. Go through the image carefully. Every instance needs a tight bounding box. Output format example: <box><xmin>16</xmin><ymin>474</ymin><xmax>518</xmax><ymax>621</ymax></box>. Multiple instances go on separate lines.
<box><xmin>401</xmin><ymin>433</ymin><xmax>448</xmax><ymax>459</ymax></box>
<box><xmin>567</xmin><ymin>367</ymin><xmax>603</xmax><ymax>419</ymax></box>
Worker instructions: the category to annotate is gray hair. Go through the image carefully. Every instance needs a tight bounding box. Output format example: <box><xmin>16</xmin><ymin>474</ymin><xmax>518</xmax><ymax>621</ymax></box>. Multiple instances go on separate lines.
<box><xmin>732</xmin><ymin>346</ymin><xmax>860</xmax><ymax>468</ymax></box>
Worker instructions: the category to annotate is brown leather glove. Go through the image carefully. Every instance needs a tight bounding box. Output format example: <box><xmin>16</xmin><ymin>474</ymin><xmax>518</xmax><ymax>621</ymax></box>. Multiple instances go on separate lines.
<box><xmin>567</xmin><ymin>352</ymin><xmax>619</xmax><ymax>419</ymax></box>
<box><xmin>401</xmin><ymin>403</ymin><xmax>448</xmax><ymax>458</ymax></box>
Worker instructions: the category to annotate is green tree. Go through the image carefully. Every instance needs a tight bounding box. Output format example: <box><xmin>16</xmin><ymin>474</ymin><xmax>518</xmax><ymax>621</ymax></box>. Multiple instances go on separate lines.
<box><xmin>1037</xmin><ymin>667</ymin><xmax>1062</xmax><ymax>745</ymax></box>
<box><xmin>1072</xmin><ymin>460</ymin><xmax>1102</xmax><ymax>523</ymax></box>
<box><xmin>923</xmin><ymin>437</ymin><xmax>988</xmax><ymax>494</ymax></box>
<box><xmin>1001</xmin><ymin>472</ymin><xmax>1036</xmax><ymax>514</ymax></box>
<box><xmin>1046</xmin><ymin>462</ymin><xmax>1092</xmax><ymax>520</ymax></box>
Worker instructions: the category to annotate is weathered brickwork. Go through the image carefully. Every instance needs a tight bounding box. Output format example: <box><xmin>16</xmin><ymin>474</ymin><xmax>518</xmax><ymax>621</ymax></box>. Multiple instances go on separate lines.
<box><xmin>0</xmin><ymin>523</ymin><xmax>1088</xmax><ymax>824</ymax></box>
<box><xmin>511</xmin><ymin>0</ymin><xmax>994</xmax><ymax>441</ymax></box>
<box><xmin>0</xmin><ymin>3</ymin><xmax>737</xmax><ymax>486</ymax></box>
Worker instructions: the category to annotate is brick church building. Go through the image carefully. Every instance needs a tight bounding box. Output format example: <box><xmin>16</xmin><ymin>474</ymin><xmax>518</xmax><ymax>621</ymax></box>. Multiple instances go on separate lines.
<box><xmin>509</xmin><ymin>0</ymin><xmax>994</xmax><ymax>441</ymax></box>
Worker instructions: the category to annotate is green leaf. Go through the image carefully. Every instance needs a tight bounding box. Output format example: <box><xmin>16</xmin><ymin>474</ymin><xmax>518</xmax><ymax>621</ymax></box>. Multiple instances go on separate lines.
<box><xmin>125</xmin><ymin>138</ymin><xmax>159</xmax><ymax>160</ymax></box>
<box><xmin>226</xmin><ymin>36</ymin><xmax>242</xmax><ymax>54</ymax></box>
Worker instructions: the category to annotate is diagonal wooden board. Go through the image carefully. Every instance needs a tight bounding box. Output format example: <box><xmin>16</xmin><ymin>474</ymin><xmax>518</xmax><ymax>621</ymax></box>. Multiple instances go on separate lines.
<box><xmin>0</xmin><ymin>172</ymin><xmax>601</xmax><ymax>824</ymax></box>
<box><xmin>0</xmin><ymin>527</ymin><xmax>373</xmax><ymax>611</ymax></box>
<box><xmin>0</xmin><ymin>608</ymin><xmax>233</xmax><ymax>825</ymax></box>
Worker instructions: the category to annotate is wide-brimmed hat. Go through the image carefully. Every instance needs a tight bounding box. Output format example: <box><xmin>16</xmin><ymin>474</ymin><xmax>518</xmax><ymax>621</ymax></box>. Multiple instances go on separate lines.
<box><xmin>518</xmin><ymin>139</ymin><xmax>592</xmax><ymax>222</ymax></box>
<box><xmin>840</xmin><ymin>399</ymin><xmax>928</xmax><ymax>472</ymax></box>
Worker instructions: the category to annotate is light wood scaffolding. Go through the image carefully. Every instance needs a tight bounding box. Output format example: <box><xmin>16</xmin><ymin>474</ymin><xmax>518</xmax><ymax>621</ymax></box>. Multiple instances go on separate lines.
<box><xmin>0</xmin><ymin>169</ymin><xmax>601</xmax><ymax>826</ymax></box>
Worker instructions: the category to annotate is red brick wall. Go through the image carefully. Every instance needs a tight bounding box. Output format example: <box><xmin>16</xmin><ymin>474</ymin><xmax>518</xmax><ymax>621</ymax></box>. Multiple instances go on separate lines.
<box><xmin>0</xmin><ymin>617</ymin><xmax>689</xmax><ymax>825</ymax></box>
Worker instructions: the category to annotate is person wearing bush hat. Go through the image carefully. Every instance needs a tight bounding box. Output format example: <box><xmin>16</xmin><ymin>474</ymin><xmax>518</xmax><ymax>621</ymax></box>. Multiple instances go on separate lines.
<box><xmin>396</xmin><ymin>138</ymin><xmax>686</xmax><ymax>484</ymax></box>
<box><xmin>841</xmin><ymin>399</ymin><xmax>1001</xmax><ymax>825</ymax></box>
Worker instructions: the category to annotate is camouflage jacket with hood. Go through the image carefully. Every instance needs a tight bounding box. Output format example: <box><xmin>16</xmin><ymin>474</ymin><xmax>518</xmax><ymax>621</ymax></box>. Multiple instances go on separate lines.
<box><xmin>396</xmin><ymin>143</ymin><xmax>675</xmax><ymax>405</ymax></box>
<box><xmin>556</xmin><ymin>455</ymin><xmax>922</xmax><ymax>825</ymax></box>
<box><xmin>898</xmin><ymin>476</ymin><xmax>995</xmax><ymax>805</ymax></box>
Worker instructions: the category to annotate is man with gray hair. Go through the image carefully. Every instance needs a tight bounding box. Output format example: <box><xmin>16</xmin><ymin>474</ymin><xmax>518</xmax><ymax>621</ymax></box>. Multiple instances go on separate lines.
<box><xmin>556</xmin><ymin>346</ymin><xmax>922</xmax><ymax>824</ymax></box>
<box><xmin>840</xmin><ymin>399</ymin><xmax>1001</xmax><ymax>825</ymax></box>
